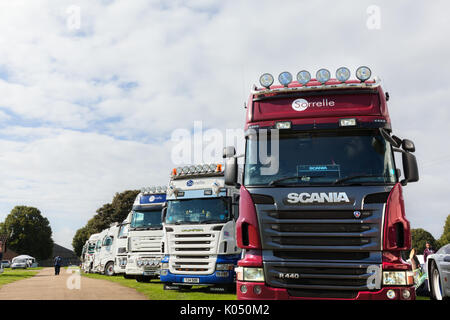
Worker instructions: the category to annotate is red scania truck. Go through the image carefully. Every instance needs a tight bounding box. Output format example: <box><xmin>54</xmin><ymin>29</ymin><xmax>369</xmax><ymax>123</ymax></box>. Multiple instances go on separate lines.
<box><xmin>224</xmin><ymin>67</ymin><xmax>419</xmax><ymax>300</ymax></box>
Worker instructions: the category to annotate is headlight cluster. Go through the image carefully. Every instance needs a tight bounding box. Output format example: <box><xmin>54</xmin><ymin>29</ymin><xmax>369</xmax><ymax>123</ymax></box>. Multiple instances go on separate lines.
<box><xmin>235</xmin><ymin>267</ymin><xmax>265</xmax><ymax>282</ymax></box>
<box><xmin>383</xmin><ymin>271</ymin><xmax>414</xmax><ymax>286</ymax></box>
<box><xmin>258</xmin><ymin>66</ymin><xmax>372</xmax><ymax>88</ymax></box>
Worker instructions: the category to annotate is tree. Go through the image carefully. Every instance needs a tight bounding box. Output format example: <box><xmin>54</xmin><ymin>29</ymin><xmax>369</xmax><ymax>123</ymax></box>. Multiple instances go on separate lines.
<box><xmin>110</xmin><ymin>190</ymin><xmax>140</xmax><ymax>223</ymax></box>
<box><xmin>438</xmin><ymin>214</ymin><xmax>450</xmax><ymax>247</ymax></box>
<box><xmin>1</xmin><ymin>206</ymin><xmax>53</xmax><ymax>260</ymax></box>
<box><xmin>72</xmin><ymin>190</ymin><xmax>139</xmax><ymax>254</ymax></box>
<box><xmin>411</xmin><ymin>228</ymin><xmax>438</xmax><ymax>253</ymax></box>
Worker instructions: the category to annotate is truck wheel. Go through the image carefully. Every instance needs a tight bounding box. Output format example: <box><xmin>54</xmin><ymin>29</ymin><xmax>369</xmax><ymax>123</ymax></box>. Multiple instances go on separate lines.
<box><xmin>430</xmin><ymin>262</ymin><xmax>443</xmax><ymax>300</ymax></box>
<box><xmin>123</xmin><ymin>274</ymin><xmax>134</xmax><ymax>279</ymax></box>
<box><xmin>104</xmin><ymin>262</ymin><xmax>115</xmax><ymax>276</ymax></box>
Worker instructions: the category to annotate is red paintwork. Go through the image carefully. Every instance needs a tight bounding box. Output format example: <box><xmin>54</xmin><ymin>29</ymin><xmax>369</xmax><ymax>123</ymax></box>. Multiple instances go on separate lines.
<box><xmin>236</xmin><ymin>281</ymin><xmax>416</xmax><ymax>300</ymax></box>
<box><xmin>383</xmin><ymin>183</ymin><xmax>412</xmax><ymax>252</ymax></box>
<box><xmin>246</xmin><ymin>80</ymin><xmax>390</xmax><ymax>129</ymax></box>
<box><xmin>237</xmin><ymin>249</ymin><xmax>263</xmax><ymax>267</ymax></box>
<box><xmin>236</xmin><ymin>186</ymin><xmax>262</xmax><ymax>249</ymax></box>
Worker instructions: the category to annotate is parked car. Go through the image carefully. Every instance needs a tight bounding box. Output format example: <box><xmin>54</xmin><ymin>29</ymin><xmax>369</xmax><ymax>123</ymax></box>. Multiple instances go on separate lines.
<box><xmin>11</xmin><ymin>258</ymin><xmax>28</xmax><ymax>269</ymax></box>
<box><xmin>427</xmin><ymin>244</ymin><xmax>450</xmax><ymax>300</ymax></box>
<box><xmin>1</xmin><ymin>260</ymin><xmax>11</xmax><ymax>268</ymax></box>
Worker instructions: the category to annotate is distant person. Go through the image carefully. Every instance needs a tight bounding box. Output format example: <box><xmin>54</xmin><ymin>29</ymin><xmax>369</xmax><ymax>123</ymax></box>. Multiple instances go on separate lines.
<box><xmin>54</xmin><ymin>255</ymin><xmax>62</xmax><ymax>275</ymax></box>
<box><xmin>423</xmin><ymin>242</ymin><xmax>435</xmax><ymax>263</ymax></box>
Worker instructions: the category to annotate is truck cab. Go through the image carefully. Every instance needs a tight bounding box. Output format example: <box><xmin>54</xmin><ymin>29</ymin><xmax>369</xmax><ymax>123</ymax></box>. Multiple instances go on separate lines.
<box><xmin>114</xmin><ymin>218</ymin><xmax>130</xmax><ymax>275</ymax></box>
<box><xmin>225</xmin><ymin>67</ymin><xmax>419</xmax><ymax>300</ymax></box>
<box><xmin>92</xmin><ymin>229</ymin><xmax>108</xmax><ymax>273</ymax></box>
<box><xmin>81</xmin><ymin>233</ymin><xmax>100</xmax><ymax>273</ymax></box>
<box><xmin>160</xmin><ymin>164</ymin><xmax>241</xmax><ymax>291</ymax></box>
<box><xmin>125</xmin><ymin>187</ymin><xmax>166</xmax><ymax>282</ymax></box>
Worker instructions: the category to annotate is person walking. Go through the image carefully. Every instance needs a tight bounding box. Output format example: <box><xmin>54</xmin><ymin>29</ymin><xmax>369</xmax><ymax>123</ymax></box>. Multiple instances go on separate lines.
<box><xmin>423</xmin><ymin>241</ymin><xmax>435</xmax><ymax>263</ymax></box>
<box><xmin>54</xmin><ymin>255</ymin><xmax>62</xmax><ymax>275</ymax></box>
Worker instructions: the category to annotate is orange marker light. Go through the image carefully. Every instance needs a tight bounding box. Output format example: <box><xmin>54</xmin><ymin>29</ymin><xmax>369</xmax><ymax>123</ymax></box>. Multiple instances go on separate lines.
<box><xmin>171</xmin><ymin>168</ymin><xmax>177</xmax><ymax>176</ymax></box>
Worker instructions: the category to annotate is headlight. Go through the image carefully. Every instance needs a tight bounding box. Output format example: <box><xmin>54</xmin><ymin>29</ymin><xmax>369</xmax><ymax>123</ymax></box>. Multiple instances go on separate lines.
<box><xmin>278</xmin><ymin>71</ymin><xmax>293</xmax><ymax>87</ymax></box>
<box><xmin>216</xmin><ymin>264</ymin><xmax>234</xmax><ymax>271</ymax></box>
<box><xmin>296</xmin><ymin>70</ymin><xmax>311</xmax><ymax>85</ymax></box>
<box><xmin>383</xmin><ymin>271</ymin><xmax>407</xmax><ymax>285</ymax></box>
<box><xmin>356</xmin><ymin>66</ymin><xmax>371</xmax><ymax>82</ymax></box>
<box><xmin>316</xmin><ymin>68</ymin><xmax>331</xmax><ymax>84</ymax></box>
<box><xmin>161</xmin><ymin>263</ymin><xmax>169</xmax><ymax>269</ymax></box>
<box><xmin>336</xmin><ymin>67</ymin><xmax>350</xmax><ymax>82</ymax></box>
<box><xmin>259</xmin><ymin>73</ymin><xmax>274</xmax><ymax>88</ymax></box>
<box><xmin>243</xmin><ymin>267</ymin><xmax>265</xmax><ymax>282</ymax></box>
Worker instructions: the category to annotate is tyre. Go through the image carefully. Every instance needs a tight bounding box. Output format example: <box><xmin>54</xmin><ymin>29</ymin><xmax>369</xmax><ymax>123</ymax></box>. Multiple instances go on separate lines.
<box><xmin>430</xmin><ymin>262</ymin><xmax>443</xmax><ymax>300</ymax></box>
<box><xmin>104</xmin><ymin>262</ymin><xmax>115</xmax><ymax>276</ymax></box>
<box><xmin>136</xmin><ymin>276</ymin><xmax>151</xmax><ymax>283</ymax></box>
<box><xmin>123</xmin><ymin>274</ymin><xmax>134</xmax><ymax>279</ymax></box>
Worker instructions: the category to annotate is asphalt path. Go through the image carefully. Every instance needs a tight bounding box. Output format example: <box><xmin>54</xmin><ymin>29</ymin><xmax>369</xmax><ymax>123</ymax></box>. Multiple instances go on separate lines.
<box><xmin>0</xmin><ymin>267</ymin><xmax>147</xmax><ymax>300</ymax></box>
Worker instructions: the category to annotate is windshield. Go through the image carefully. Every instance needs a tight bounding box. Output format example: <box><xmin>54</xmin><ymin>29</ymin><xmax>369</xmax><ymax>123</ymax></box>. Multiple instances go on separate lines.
<box><xmin>165</xmin><ymin>197</ymin><xmax>231</xmax><ymax>224</ymax></box>
<box><xmin>130</xmin><ymin>209</ymin><xmax>162</xmax><ymax>229</ymax></box>
<box><xmin>118</xmin><ymin>224</ymin><xmax>129</xmax><ymax>238</ymax></box>
<box><xmin>244</xmin><ymin>129</ymin><xmax>397</xmax><ymax>186</ymax></box>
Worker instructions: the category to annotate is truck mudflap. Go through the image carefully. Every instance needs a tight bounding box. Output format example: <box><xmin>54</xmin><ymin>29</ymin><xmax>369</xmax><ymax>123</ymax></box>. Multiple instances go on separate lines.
<box><xmin>236</xmin><ymin>281</ymin><xmax>416</xmax><ymax>300</ymax></box>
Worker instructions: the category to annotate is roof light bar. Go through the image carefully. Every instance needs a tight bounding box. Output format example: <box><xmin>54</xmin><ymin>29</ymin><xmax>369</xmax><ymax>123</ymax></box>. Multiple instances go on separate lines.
<box><xmin>253</xmin><ymin>67</ymin><xmax>378</xmax><ymax>96</ymax></box>
<box><xmin>141</xmin><ymin>185</ymin><xmax>167</xmax><ymax>194</ymax></box>
<box><xmin>171</xmin><ymin>163</ymin><xmax>224</xmax><ymax>177</ymax></box>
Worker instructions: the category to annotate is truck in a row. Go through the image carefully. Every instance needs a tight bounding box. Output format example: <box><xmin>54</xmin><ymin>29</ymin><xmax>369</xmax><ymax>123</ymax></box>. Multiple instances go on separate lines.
<box><xmin>80</xmin><ymin>67</ymin><xmax>420</xmax><ymax>300</ymax></box>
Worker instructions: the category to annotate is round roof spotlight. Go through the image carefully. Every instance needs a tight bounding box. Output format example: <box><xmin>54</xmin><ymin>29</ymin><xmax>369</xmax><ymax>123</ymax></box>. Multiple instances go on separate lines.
<box><xmin>259</xmin><ymin>73</ymin><xmax>274</xmax><ymax>89</ymax></box>
<box><xmin>182</xmin><ymin>166</ymin><xmax>189</xmax><ymax>174</ymax></box>
<box><xmin>156</xmin><ymin>186</ymin><xmax>162</xmax><ymax>193</ymax></box>
<box><xmin>209</xmin><ymin>163</ymin><xmax>217</xmax><ymax>172</ymax></box>
<box><xmin>356</xmin><ymin>66</ymin><xmax>371</xmax><ymax>82</ymax></box>
<box><xmin>150</xmin><ymin>186</ymin><xmax>157</xmax><ymax>193</ymax></box>
<box><xmin>316</xmin><ymin>68</ymin><xmax>331</xmax><ymax>84</ymax></box>
<box><xmin>202</xmin><ymin>164</ymin><xmax>209</xmax><ymax>172</ymax></box>
<box><xmin>296</xmin><ymin>70</ymin><xmax>311</xmax><ymax>85</ymax></box>
<box><xmin>336</xmin><ymin>67</ymin><xmax>351</xmax><ymax>82</ymax></box>
<box><xmin>176</xmin><ymin>167</ymin><xmax>183</xmax><ymax>175</ymax></box>
<box><xmin>278</xmin><ymin>71</ymin><xmax>293</xmax><ymax>87</ymax></box>
<box><xmin>189</xmin><ymin>165</ymin><xmax>196</xmax><ymax>173</ymax></box>
<box><xmin>196</xmin><ymin>165</ymin><xmax>203</xmax><ymax>173</ymax></box>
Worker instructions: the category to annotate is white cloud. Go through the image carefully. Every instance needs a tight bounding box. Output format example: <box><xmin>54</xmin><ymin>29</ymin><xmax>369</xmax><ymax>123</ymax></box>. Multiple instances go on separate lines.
<box><xmin>0</xmin><ymin>0</ymin><xmax>449</xmax><ymax>248</ymax></box>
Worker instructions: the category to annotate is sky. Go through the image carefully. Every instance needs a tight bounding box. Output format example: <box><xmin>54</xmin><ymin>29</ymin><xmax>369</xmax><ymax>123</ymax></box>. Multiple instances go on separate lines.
<box><xmin>0</xmin><ymin>0</ymin><xmax>449</xmax><ymax>249</ymax></box>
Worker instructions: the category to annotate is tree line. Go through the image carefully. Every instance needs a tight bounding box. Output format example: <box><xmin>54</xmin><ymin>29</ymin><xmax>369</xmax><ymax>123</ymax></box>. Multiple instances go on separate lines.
<box><xmin>72</xmin><ymin>190</ymin><xmax>139</xmax><ymax>257</ymax></box>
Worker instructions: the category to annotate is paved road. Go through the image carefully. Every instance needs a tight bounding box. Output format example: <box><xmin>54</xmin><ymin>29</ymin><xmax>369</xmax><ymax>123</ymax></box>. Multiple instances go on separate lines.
<box><xmin>0</xmin><ymin>267</ymin><xmax>147</xmax><ymax>300</ymax></box>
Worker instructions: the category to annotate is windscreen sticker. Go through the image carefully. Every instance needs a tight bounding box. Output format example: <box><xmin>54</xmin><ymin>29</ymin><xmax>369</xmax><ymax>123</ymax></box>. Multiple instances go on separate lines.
<box><xmin>297</xmin><ymin>164</ymin><xmax>341</xmax><ymax>178</ymax></box>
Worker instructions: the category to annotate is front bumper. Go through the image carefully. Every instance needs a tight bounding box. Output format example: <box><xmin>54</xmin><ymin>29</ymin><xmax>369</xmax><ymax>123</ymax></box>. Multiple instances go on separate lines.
<box><xmin>236</xmin><ymin>281</ymin><xmax>416</xmax><ymax>300</ymax></box>
<box><xmin>160</xmin><ymin>270</ymin><xmax>235</xmax><ymax>285</ymax></box>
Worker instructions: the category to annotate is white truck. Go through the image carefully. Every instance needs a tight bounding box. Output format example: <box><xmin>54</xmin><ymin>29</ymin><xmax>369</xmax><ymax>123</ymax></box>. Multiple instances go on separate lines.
<box><xmin>125</xmin><ymin>186</ymin><xmax>166</xmax><ymax>282</ymax></box>
<box><xmin>160</xmin><ymin>164</ymin><xmax>241</xmax><ymax>292</ymax></box>
<box><xmin>92</xmin><ymin>229</ymin><xmax>109</xmax><ymax>273</ymax></box>
<box><xmin>81</xmin><ymin>233</ymin><xmax>100</xmax><ymax>273</ymax></box>
<box><xmin>114</xmin><ymin>218</ymin><xmax>130</xmax><ymax>275</ymax></box>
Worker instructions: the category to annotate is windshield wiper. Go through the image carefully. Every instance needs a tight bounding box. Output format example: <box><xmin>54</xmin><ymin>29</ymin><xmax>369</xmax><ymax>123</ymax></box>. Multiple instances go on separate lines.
<box><xmin>333</xmin><ymin>174</ymin><xmax>385</xmax><ymax>185</ymax></box>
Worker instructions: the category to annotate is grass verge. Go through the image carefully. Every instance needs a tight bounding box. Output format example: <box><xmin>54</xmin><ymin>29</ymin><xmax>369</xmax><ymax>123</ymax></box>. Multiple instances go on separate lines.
<box><xmin>82</xmin><ymin>272</ymin><xmax>237</xmax><ymax>300</ymax></box>
<box><xmin>0</xmin><ymin>268</ymin><xmax>42</xmax><ymax>288</ymax></box>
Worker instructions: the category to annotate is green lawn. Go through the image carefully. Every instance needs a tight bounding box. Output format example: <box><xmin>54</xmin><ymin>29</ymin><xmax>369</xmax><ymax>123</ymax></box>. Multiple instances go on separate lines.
<box><xmin>0</xmin><ymin>268</ymin><xmax>42</xmax><ymax>288</ymax></box>
<box><xmin>82</xmin><ymin>272</ymin><xmax>237</xmax><ymax>300</ymax></box>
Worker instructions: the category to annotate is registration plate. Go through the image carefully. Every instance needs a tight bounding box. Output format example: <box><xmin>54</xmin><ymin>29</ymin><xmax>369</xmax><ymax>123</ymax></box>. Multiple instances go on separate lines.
<box><xmin>183</xmin><ymin>278</ymin><xmax>200</xmax><ymax>283</ymax></box>
<box><xmin>143</xmin><ymin>271</ymin><xmax>152</xmax><ymax>276</ymax></box>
